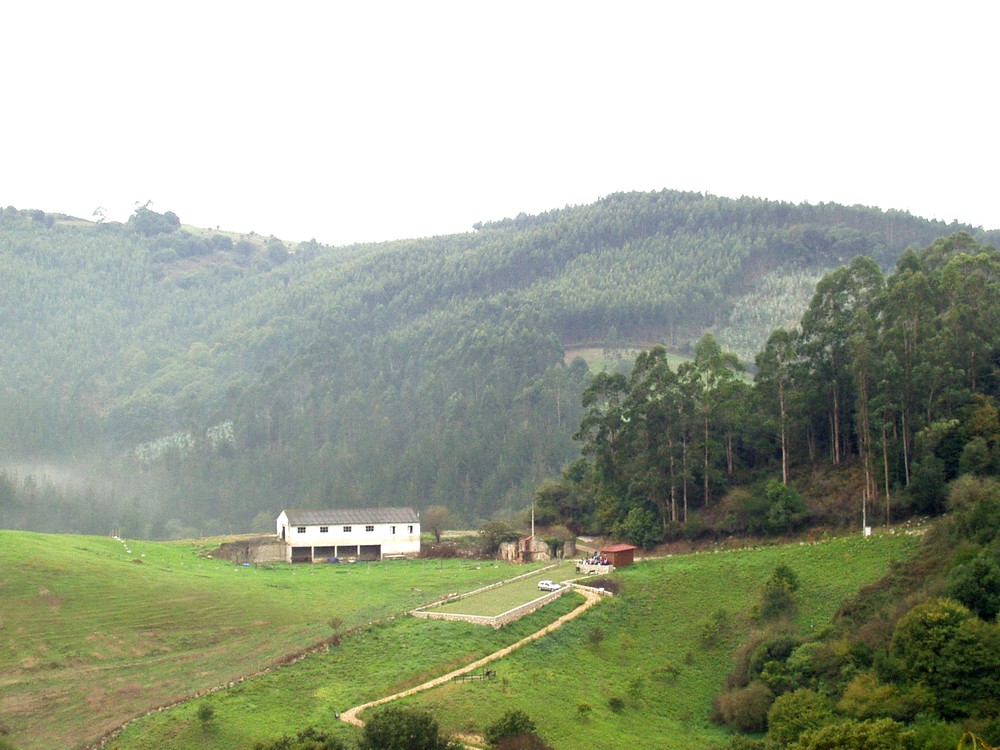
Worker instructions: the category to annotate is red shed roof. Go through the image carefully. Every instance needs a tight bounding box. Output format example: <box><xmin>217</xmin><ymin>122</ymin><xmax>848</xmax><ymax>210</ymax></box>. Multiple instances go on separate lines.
<box><xmin>600</xmin><ymin>543</ymin><xmax>638</xmax><ymax>553</ymax></box>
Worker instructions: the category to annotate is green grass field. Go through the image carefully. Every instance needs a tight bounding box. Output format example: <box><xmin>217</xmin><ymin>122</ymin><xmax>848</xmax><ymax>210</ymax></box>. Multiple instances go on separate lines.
<box><xmin>393</xmin><ymin>533</ymin><xmax>922</xmax><ymax>748</ymax></box>
<box><xmin>0</xmin><ymin>530</ymin><xmax>921</xmax><ymax>750</ymax></box>
<box><xmin>0</xmin><ymin>531</ymin><xmax>549</xmax><ymax>750</ymax></box>
<box><xmin>99</xmin><ymin>531</ymin><xmax>920</xmax><ymax>750</ymax></box>
<box><xmin>109</xmin><ymin>594</ymin><xmax>587</xmax><ymax>750</ymax></box>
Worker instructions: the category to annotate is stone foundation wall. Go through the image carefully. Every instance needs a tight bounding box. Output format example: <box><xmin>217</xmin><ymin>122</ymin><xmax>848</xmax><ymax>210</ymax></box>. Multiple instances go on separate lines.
<box><xmin>213</xmin><ymin>536</ymin><xmax>286</xmax><ymax>564</ymax></box>
<box><xmin>411</xmin><ymin>588</ymin><xmax>565</xmax><ymax>629</ymax></box>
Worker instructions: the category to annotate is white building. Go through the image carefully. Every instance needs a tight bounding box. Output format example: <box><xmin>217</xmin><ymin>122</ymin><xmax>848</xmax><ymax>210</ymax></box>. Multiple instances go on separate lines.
<box><xmin>276</xmin><ymin>507</ymin><xmax>420</xmax><ymax>563</ymax></box>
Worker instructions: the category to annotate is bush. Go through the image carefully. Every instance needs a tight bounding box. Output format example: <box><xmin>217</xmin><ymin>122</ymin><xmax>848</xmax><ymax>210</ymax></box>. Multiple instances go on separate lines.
<box><xmin>607</xmin><ymin>696</ymin><xmax>625</xmax><ymax>713</ymax></box>
<box><xmin>765</xmin><ymin>688</ymin><xmax>832</xmax><ymax>749</ymax></box>
<box><xmin>891</xmin><ymin>598</ymin><xmax>1000</xmax><ymax>718</ymax></box>
<box><xmin>837</xmin><ymin>672</ymin><xmax>933</xmax><ymax>722</ymax></box>
<box><xmin>944</xmin><ymin>554</ymin><xmax>1000</xmax><ymax>620</ymax></box>
<box><xmin>586</xmin><ymin>626</ymin><xmax>605</xmax><ymax>647</ymax></box>
<box><xmin>759</xmin><ymin>582</ymin><xmax>795</xmax><ymax>621</ymax></box>
<box><xmin>796</xmin><ymin>718</ymin><xmax>913</xmax><ymax>750</ymax></box>
<box><xmin>946</xmin><ymin>476</ymin><xmax>1000</xmax><ymax>546</ymax></box>
<box><xmin>764</xmin><ymin>481</ymin><xmax>809</xmax><ymax>534</ymax></box>
<box><xmin>485</xmin><ymin>710</ymin><xmax>538</xmax><ymax>748</ymax></box>
<box><xmin>197</xmin><ymin>703</ymin><xmax>214</xmax><ymax>728</ymax></box>
<box><xmin>615</xmin><ymin>506</ymin><xmax>661</xmax><ymax>549</ymax></box>
<box><xmin>714</xmin><ymin>681</ymin><xmax>774</xmax><ymax>733</ymax></box>
<box><xmin>700</xmin><ymin>609</ymin><xmax>732</xmax><ymax>649</ymax></box>
<box><xmin>478</xmin><ymin>520</ymin><xmax>519</xmax><ymax>556</ymax></box>
<box><xmin>251</xmin><ymin>727</ymin><xmax>347</xmax><ymax>750</ymax></box>
<box><xmin>359</xmin><ymin>706</ymin><xmax>456</xmax><ymax>750</ymax></box>
<box><xmin>758</xmin><ymin>565</ymin><xmax>799</xmax><ymax>620</ymax></box>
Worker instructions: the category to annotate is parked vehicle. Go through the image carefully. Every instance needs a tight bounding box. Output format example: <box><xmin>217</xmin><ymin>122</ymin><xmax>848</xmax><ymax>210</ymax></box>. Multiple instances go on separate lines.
<box><xmin>538</xmin><ymin>579</ymin><xmax>561</xmax><ymax>592</ymax></box>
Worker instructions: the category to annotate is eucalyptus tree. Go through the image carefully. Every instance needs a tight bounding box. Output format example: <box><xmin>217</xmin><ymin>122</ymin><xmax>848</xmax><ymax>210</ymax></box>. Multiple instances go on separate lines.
<box><xmin>755</xmin><ymin>327</ymin><xmax>799</xmax><ymax>485</ymax></box>
<box><xmin>684</xmin><ymin>334</ymin><xmax>744</xmax><ymax>506</ymax></box>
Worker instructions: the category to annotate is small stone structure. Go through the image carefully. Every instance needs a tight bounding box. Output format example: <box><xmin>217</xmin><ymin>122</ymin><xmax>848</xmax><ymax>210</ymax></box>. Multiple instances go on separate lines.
<box><xmin>499</xmin><ymin>535</ymin><xmax>577</xmax><ymax>563</ymax></box>
<box><xmin>213</xmin><ymin>536</ymin><xmax>286</xmax><ymax>564</ymax></box>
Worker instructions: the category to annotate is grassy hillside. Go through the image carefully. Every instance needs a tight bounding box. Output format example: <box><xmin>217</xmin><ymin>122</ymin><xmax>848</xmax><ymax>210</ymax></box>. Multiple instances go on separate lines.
<box><xmin>0</xmin><ymin>531</ymin><xmax>547</xmax><ymax>750</ymax></box>
<box><xmin>103</xmin><ymin>532</ymin><xmax>919</xmax><ymax>750</ymax></box>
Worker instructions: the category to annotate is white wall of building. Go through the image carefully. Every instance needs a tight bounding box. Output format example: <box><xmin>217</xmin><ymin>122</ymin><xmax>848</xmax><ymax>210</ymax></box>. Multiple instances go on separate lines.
<box><xmin>276</xmin><ymin>511</ymin><xmax>420</xmax><ymax>561</ymax></box>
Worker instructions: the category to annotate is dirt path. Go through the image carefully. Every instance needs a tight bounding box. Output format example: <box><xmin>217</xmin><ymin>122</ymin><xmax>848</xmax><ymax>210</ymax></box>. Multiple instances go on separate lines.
<box><xmin>339</xmin><ymin>586</ymin><xmax>604</xmax><ymax>742</ymax></box>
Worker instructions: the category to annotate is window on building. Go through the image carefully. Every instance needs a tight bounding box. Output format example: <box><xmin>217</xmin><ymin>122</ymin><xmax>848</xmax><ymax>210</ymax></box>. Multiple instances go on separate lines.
<box><xmin>366</xmin><ymin>525</ymin><xmax>374</xmax><ymax>532</ymax></box>
<box><xmin>296</xmin><ymin>526</ymin><xmax>306</xmax><ymax>534</ymax></box>
<box><xmin>408</xmin><ymin>525</ymin><xmax>414</xmax><ymax>533</ymax></box>
<box><xmin>320</xmin><ymin>526</ymin><xmax>328</xmax><ymax>533</ymax></box>
<box><xmin>343</xmin><ymin>526</ymin><xmax>352</xmax><ymax>533</ymax></box>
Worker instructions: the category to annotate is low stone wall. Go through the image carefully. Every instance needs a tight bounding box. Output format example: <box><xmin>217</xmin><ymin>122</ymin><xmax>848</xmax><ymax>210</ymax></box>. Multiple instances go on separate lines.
<box><xmin>410</xmin><ymin>562</ymin><xmax>564</xmax><ymax>628</ymax></box>
<box><xmin>412</xmin><ymin>588</ymin><xmax>566</xmax><ymax>629</ymax></box>
<box><xmin>575</xmin><ymin>562</ymin><xmax>615</xmax><ymax>575</ymax></box>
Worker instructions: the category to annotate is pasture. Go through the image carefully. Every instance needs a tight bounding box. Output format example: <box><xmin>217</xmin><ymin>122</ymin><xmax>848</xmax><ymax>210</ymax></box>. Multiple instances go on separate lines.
<box><xmin>0</xmin><ymin>531</ymin><xmax>549</xmax><ymax>750</ymax></box>
<box><xmin>106</xmin><ymin>531</ymin><xmax>919</xmax><ymax>750</ymax></box>
<box><xmin>388</xmin><ymin>533</ymin><xmax>922</xmax><ymax>748</ymax></box>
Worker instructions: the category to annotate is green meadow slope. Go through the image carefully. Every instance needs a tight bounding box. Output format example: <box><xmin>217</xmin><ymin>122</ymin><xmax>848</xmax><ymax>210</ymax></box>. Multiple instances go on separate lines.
<box><xmin>0</xmin><ymin>531</ymin><xmax>543</xmax><ymax>750</ymax></box>
<box><xmin>102</xmin><ymin>532</ymin><xmax>920</xmax><ymax>750</ymax></box>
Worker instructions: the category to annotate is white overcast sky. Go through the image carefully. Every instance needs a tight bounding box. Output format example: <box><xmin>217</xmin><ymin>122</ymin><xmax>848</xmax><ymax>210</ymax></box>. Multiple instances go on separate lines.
<box><xmin>3</xmin><ymin>1</ymin><xmax>997</xmax><ymax>246</ymax></box>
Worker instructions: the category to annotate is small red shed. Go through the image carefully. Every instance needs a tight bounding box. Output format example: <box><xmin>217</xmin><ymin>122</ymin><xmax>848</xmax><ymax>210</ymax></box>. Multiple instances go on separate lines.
<box><xmin>600</xmin><ymin>543</ymin><xmax>638</xmax><ymax>567</ymax></box>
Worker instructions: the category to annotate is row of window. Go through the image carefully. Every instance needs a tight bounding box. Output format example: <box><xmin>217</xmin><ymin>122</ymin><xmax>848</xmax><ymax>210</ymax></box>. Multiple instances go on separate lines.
<box><xmin>295</xmin><ymin>525</ymin><xmax>414</xmax><ymax>534</ymax></box>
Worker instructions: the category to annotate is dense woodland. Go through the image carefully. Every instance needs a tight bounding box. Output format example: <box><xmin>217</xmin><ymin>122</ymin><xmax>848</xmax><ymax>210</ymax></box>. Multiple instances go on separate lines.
<box><xmin>545</xmin><ymin>232</ymin><xmax>1000</xmax><ymax>547</ymax></box>
<box><xmin>0</xmin><ymin>193</ymin><xmax>996</xmax><ymax>537</ymax></box>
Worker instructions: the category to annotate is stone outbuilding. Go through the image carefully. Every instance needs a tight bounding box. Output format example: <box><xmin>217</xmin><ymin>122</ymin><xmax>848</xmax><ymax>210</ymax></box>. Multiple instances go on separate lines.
<box><xmin>499</xmin><ymin>534</ymin><xmax>577</xmax><ymax>563</ymax></box>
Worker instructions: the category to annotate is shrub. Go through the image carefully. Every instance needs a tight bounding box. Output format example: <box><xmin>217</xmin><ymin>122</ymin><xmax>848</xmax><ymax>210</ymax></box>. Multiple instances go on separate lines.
<box><xmin>796</xmin><ymin>718</ymin><xmax>913</xmax><ymax>750</ymax></box>
<box><xmin>891</xmin><ymin>598</ymin><xmax>1000</xmax><ymax>718</ymax></box>
<box><xmin>607</xmin><ymin>696</ymin><xmax>625</xmax><ymax>713</ymax></box>
<box><xmin>944</xmin><ymin>554</ymin><xmax>1000</xmax><ymax>620</ymax></box>
<box><xmin>615</xmin><ymin>507</ymin><xmax>661</xmax><ymax>549</ymax></box>
<box><xmin>946</xmin><ymin>476</ymin><xmax>1000</xmax><ymax>546</ymax></box>
<box><xmin>484</xmin><ymin>710</ymin><xmax>537</xmax><ymax>748</ymax></box>
<box><xmin>765</xmin><ymin>688</ymin><xmax>832</xmax><ymax>749</ymax></box>
<box><xmin>478</xmin><ymin>520</ymin><xmax>519</xmax><ymax>556</ymax></box>
<box><xmin>586</xmin><ymin>626</ymin><xmax>605</xmax><ymax>647</ymax></box>
<box><xmin>197</xmin><ymin>703</ymin><xmax>214</xmax><ymax>728</ymax></box>
<box><xmin>251</xmin><ymin>727</ymin><xmax>347</xmax><ymax>750</ymax></box>
<box><xmin>764</xmin><ymin>481</ymin><xmax>809</xmax><ymax>534</ymax></box>
<box><xmin>726</xmin><ymin>735</ymin><xmax>765</xmax><ymax>750</ymax></box>
<box><xmin>758</xmin><ymin>566</ymin><xmax>799</xmax><ymax>621</ymax></box>
<box><xmin>837</xmin><ymin>672</ymin><xmax>934</xmax><ymax>722</ymax></box>
<box><xmin>700</xmin><ymin>609</ymin><xmax>732</xmax><ymax>649</ymax></box>
<box><xmin>714</xmin><ymin>681</ymin><xmax>774</xmax><ymax>733</ymax></box>
<box><xmin>359</xmin><ymin>706</ymin><xmax>456</xmax><ymax>750</ymax></box>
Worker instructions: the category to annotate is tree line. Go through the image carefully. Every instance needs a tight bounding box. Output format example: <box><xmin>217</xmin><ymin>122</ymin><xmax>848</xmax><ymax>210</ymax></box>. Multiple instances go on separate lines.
<box><xmin>547</xmin><ymin>232</ymin><xmax>1000</xmax><ymax>546</ymax></box>
<box><xmin>1</xmin><ymin>196</ymin><xmax>995</xmax><ymax>537</ymax></box>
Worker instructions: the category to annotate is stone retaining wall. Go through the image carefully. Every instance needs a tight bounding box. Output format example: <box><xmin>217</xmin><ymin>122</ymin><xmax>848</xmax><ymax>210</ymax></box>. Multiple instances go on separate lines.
<box><xmin>410</xmin><ymin>561</ymin><xmax>565</xmax><ymax>628</ymax></box>
<box><xmin>213</xmin><ymin>536</ymin><xmax>285</xmax><ymax>564</ymax></box>
<box><xmin>411</xmin><ymin>588</ymin><xmax>566</xmax><ymax>629</ymax></box>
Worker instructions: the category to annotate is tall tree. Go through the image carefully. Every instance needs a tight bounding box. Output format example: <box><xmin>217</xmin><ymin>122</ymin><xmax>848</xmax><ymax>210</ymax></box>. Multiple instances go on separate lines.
<box><xmin>755</xmin><ymin>328</ymin><xmax>799</xmax><ymax>485</ymax></box>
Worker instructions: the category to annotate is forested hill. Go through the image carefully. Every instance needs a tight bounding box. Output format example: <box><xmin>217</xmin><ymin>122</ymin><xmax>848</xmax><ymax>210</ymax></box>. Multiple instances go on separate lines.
<box><xmin>0</xmin><ymin>194</ymin><xmax>993</xmax><ymax>536</ymax></box>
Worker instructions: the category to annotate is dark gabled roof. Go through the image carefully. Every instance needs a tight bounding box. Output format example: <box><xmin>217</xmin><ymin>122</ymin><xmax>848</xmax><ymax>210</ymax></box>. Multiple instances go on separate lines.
<box><xmin>282</xmin><ymin>507</ymin><xmax>419</xmax><ymax>526</ymax></box>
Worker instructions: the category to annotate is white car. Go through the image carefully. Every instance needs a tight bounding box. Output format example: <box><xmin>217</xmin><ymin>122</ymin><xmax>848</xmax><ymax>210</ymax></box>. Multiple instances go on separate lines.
<box><xmin>537</xmin><ymin>579</ymin><xmax>561</xmax><ymax>592</ymax></box>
